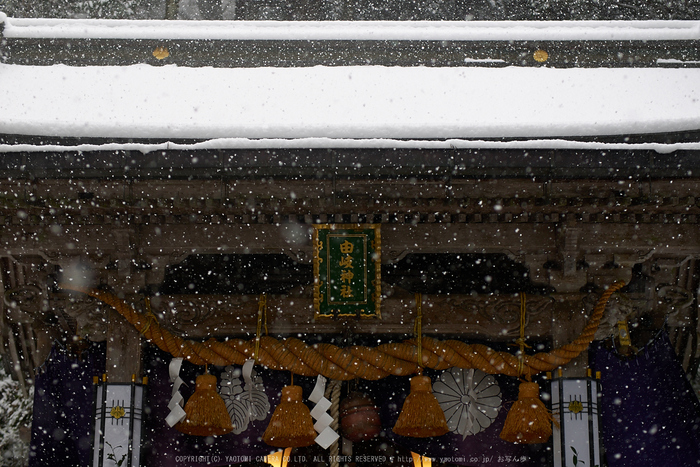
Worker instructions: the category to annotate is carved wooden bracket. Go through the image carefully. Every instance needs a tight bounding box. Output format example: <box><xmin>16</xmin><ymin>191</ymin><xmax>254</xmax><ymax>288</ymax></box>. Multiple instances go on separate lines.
<box><xmin>60</xmin><ymin>294</ymin><xmax>110</xmax><ymax>342</ymax></box>
<box><xmin>4</xmin><ymin>285</ymin><xmax>48</xmax><ymax>324</ymax></box>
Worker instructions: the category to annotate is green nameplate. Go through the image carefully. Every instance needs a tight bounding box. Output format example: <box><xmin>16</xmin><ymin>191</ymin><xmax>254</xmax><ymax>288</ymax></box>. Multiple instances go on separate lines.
<box><xmin>313</xmin><ymin>224</ymin><xmax>381</xmax><ymax>319</ymax></box>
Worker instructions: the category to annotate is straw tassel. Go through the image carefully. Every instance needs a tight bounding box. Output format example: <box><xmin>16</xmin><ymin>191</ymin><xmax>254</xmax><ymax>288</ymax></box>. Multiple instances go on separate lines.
<box><xmin>499</xmin><ymin>293</ymin><xmax>553</xmax><ymax>444</ymax></box>
<box><xmin>499</xmin><ymin>381</ymin><xmax>554</xmax><ymax>444</ymax></box>
<box><xmin>393</xmin><ymin>294</ymin><xmax>449</xmax><ymax>438</ymax></box>
<box><xmin>263</xmin><ymin>385</ymin><xmax>317</xmax><ymax>448</ymax></box>
<box><xmin>175</xmin><ymin>373</ymin><xmax>234</xmax><ymax>436</ymax></box>
<box><xmin>393</xmin><ymin>374</ymin><xmax>449</xmax><ymax>437</ymax></box>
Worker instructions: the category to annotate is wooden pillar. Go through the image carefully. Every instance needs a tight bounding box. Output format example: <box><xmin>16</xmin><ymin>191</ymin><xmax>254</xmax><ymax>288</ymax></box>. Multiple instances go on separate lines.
<box><xmin>551</xmin><ymin>297</ymin><xmax>589</xmax><ymax>377</ymax></box>
<box><xmin>106</xmin><ymin>308</ymin><xmax>142</xmax><ymax>382</ymax></box>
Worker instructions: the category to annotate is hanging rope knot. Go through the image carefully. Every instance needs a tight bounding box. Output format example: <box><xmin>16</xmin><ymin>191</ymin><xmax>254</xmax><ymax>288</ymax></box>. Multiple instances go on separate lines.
<box><xmin>516</xmin><ymin>293</ymin><xmax>530</xmax><ymax>378</ymax></box>
<box><xmin>414</xmin><ymin>293</ymin><xmax>423</xmax><ymax>369</ymax></box>
<box><xmin>140</xmin><ymin>297</ymin><xmax>160</xmax><ymax>336</ymax></box>
<box><xmin>514</xmin><ymin>337</ymin><xmax>532</xmax><ymax>350</ymax></box>
<box><xmin>254</xmin><ymin>293</ymin><xmax>268</xmax><ymax>363</ymax></box>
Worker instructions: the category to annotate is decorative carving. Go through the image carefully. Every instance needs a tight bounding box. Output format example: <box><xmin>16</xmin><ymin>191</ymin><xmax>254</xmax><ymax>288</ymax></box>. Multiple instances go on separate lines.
<box><xmin>62</xmin><ymin>295</ymin><xmax>109</xmax><ymax>341</ymax></box>
<box><xmin>593</xmin><ymin>284</ymin><xmax>694</xmax><ymax>341</ymax></box>
<box><xmin>592</xmin><ymin>293</ymin><xmax>640</xmax><ymax>341</ymax></box>
<box><xmin>442</xmin><ymin>295</ymin><xmax>553</xmax><ymax>338</ymax></box>
<box><xmin>151</xmin><ymin>296</ymin><xmax>219</xmax><ymax>333</ymax></box>
<box><xmin>656</xmin><ymin>285</ymin><xmax>694</xmax><ymax>310</ymax></box>
<box><xmin>655</xmin><ymin>285</ymin><xmax>695</xmax><ymax>327</ymax></box>
<box><xmin>167</xmin><ymin>299</ymin><xmax>213</xmax><ymax>330</ymax></box>
<box><xmin>488</xmin><ymin>299</ymin><xmax>522</xmax><ymax>327</ymax></box>
<box><xmin>4</xmin><ymin>285</ymin><xmax>47</xmax><ymax>324</ymax></box>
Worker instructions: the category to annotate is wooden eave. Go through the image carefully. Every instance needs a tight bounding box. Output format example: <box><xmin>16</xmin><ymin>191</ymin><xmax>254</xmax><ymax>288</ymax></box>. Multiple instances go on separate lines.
<box><xmin>1</xmin><ymin>146</ymin><xmax>700</xmax><ymax>180</ymax></box>
<box><xmin>2</xmin><ymin>18</ymin><xmax>700</xmax><ymax>67</ymax></box>
<box><xmin>2</xmin><ymin>36</ymin><xmax>699</xmax><ymax>68</ymax></box>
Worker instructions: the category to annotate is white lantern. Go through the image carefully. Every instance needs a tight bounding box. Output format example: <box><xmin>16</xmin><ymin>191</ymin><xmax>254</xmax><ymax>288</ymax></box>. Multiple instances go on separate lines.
<box><xmin>92</xmin><ymin>375</ymin><xmax>146</xmax><ymax>467</ymax></box>
<box><xmin>550</xmin><ymin>371</ymin><xmax>603</xmax><ymax>467</ymax></box>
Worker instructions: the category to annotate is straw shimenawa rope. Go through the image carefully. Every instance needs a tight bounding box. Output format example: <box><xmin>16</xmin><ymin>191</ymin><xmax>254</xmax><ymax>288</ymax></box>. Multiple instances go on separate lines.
<box><xmin>60</xmin><ymin>282</ymin><xmax>624</xmax><ymax>380</ymax></box>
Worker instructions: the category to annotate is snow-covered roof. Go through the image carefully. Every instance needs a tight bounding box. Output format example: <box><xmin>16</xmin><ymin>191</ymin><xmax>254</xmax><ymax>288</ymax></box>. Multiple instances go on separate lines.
<box><xmin>1</xmin><ymin>15</ymin><xmax>699</xmax><ymax>153</ymax></box>
<box><xmin>1</xmin><ymin>64</ymin><xmax>699</xmax><ymax>143</ymax></box>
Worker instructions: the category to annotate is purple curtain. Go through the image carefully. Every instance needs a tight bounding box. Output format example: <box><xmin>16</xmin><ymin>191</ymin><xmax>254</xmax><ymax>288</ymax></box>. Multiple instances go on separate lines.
<box><xmin>592</xmin><ymin>331</ymin><xmax>700</xmax><ymax>467</ymax></box>
<box><xmin>29</xmin><ymin>342</ymin><xmax>105</xmax><ymax>467</ymax></box>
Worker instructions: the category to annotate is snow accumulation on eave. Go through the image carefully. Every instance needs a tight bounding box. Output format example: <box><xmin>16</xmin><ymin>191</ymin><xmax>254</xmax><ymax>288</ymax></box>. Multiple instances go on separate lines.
<box><xmin>1</xmin><ymin>13</ymin><xmax>700</xmax><ymax>41</ymax></box>
<box><xmin>2</xmin><ymin>138</ymin><xmax>700</xmax><ymax>155</ymax></box>
<box><xmin>0</xmin><ymin>63</ymin><xmax>699</xmax><ymax>145</ymax></box>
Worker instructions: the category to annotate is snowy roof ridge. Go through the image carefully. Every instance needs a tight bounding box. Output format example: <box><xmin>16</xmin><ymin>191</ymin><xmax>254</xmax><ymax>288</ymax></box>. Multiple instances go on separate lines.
<box><xmin>2</xmin><ymin>138</ymin><xmax>699</xmax><ymax>154</ymax></box>
<box><xmin>2</xmin><ymin>14</ymin><xmax>700</xmax><ymax>41</ymax></box>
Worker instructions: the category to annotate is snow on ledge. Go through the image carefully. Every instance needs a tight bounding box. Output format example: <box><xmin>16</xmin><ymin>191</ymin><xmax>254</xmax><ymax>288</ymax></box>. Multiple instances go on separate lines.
<box><xmin>1</xmin><ymin>13</ymin><xmax>700</xmax><ymax>41</ymax></box>
<box><xmin>2</xmin><ymin>138</ymin><xmax>700</xmax><ymax>154</ymax></box>
<box><xmin>1</xmin><ymin>64</ymin><xmax>699</xmax><ymax>142</ymax></box>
